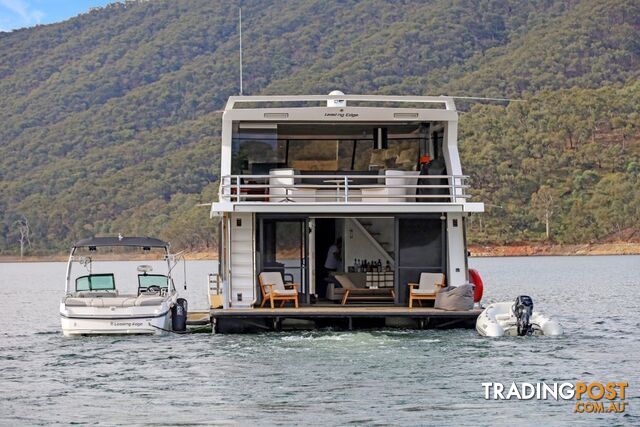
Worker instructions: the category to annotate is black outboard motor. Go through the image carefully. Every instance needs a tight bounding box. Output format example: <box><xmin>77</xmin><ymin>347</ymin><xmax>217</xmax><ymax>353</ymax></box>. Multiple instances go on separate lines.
<box><xmin>171</xmin><ymin>298</ymin><xmax>188</xmax><ymax>332</ymax></box>
<box><xmin>513</xmin><ymin>295</ymin><xmax>534</xmax><ymax>336</ymax></box>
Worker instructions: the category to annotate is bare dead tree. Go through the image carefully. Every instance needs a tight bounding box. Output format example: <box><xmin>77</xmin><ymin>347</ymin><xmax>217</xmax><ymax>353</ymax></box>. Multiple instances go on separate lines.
<box><xmin>531</xmin><ymin>186</ymin><xmax>556</xmax><ymax>240</ymax></box>
<box><xmin>14</xmin><ymin>217</ymin><xmax>31</xmax><ymax>259</ymax></box>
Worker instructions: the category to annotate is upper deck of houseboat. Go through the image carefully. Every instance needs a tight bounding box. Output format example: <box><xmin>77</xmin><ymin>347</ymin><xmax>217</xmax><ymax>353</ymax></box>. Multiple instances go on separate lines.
<box><xmin>210</xmin><ymin>94</ymin><xmax>484</xmax><ymax>216</ymax></box>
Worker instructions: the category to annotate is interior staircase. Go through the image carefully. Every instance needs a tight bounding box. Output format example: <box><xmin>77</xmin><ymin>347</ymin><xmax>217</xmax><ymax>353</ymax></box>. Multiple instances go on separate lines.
<box><xmin>352</xmin><ymin>218</ymin><xmax>395</xmax><ymax>262</ymax></box>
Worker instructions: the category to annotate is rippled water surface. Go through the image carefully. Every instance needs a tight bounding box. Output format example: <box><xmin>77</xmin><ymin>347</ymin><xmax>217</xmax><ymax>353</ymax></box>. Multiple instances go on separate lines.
<box><xmin>0</xmin><ymin>256</ymin><xmax>638</xmax><ymax>425</ymax></box>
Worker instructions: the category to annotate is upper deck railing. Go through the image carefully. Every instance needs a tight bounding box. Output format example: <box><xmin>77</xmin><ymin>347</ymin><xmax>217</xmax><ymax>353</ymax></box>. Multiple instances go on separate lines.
<box><xmin>224</xmin><ymin>94</ymin><xmax>457</xmax><ymax>111</ymax></box>
<box><xmin>219</xmin><ymin>173</ymin><xmax>470</xmax><ymax>204</ymax></box>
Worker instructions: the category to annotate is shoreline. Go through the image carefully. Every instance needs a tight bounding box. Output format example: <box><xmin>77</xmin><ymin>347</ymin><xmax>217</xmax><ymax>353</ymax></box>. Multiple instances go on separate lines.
<box><xmin>468</xmin><ymin>242</ymin><xmax>640</xmax><ymax>257</ymax></box>
<box><xmin>2</xmin><ymin>244</ymin><xmax>640</xmax><ymax>262</ymax></box>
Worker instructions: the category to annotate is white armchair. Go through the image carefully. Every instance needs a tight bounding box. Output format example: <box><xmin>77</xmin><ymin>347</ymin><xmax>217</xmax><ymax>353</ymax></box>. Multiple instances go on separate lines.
<box><xmin>361</xmin><ymin>170</ymin><xmax>417</xmax><ymax>202</ymax></box>
<box><xmin>268</xmin><ymin>168</ymin><xmax>316</xmax><ymax>202</ymax></box>
<box><xmin>408</xmin><ymin>273</ymin><xmax>446</xmax><ymax>308</ymax></box>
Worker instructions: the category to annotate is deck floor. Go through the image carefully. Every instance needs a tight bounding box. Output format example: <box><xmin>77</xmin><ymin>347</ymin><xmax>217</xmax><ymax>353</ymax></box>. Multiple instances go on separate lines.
<box><xmin>210</xmin><ymin>306</ymin><xmax>481</xmax><ymax>318</ymax></box>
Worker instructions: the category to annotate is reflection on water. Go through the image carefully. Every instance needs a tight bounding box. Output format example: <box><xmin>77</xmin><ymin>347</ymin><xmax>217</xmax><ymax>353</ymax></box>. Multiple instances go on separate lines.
<box><xmin>0</xmin><ymin>256</ymin><xmax>638</xmax><ymax>425</ymax></box>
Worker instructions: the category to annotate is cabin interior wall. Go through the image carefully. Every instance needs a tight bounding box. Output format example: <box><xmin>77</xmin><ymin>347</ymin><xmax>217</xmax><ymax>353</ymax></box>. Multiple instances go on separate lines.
<box><xmin>343</xmin><ymin>218</ymin><xmax>394</xmax><ymax>269</ymax></box>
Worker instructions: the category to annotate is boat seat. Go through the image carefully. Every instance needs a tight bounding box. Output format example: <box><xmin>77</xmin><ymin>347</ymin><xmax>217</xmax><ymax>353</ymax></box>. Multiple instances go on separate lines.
<box><xmin>74</xmin><ymin>291</ymin><xmax>118</xmax><ymax>298</ymax></box>
<box><xmin>88</xmin><ymin>297</ymin><xmax>138</xmax><ymax>307</ymax></box>
<box><xmin>64</xmin><ymin>298</ymin><xmax>91</xmax><ymax>307</ymax></box>
<box><xmin>64</xmin><ymin>297</ymin><xmax>137</xmax><ymax>307</ymax></box>
<box><xmin>136</xmin><ymin>296</ymin><xmax>166</xmax><ymax>306</ymax></box>
<box><xmin>64</xmin><ymin>296</ymin><xmax>165</xmax><ymax>307</ymax></box>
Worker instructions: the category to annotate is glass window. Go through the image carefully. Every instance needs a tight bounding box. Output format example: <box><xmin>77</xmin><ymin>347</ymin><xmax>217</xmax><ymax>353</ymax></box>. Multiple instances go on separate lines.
<box><xmin>397</xmin><ymin>218</ymin><xmax>443</xmax><ymax>268</ymax></box>
<box><xmin>261</xmin><ymin>219</ymin><xmax>306</xmax><ymax>290</ymax></box>
<box><xmin>75</xmin><ymin>274</ymin><xmax>115</xmax><ymax>291</ymax></box>
<box><xmin>396</xmin><ymin>217</ymin><xmax>444</xmax><ymax>304</ymax></box>
<box><xmin>232</xmin><ymin>122</ymin><xmax>432</xmax><ymax>174</ymax></box>
<box><xmin>76</xmin><ymin>276</ymin><xmax>90</xmax><ymax>291</ymax></box>
<box><xmin>138</xmin><ymin>275</ymin><xmax>169</xmax><ymax>289</ymax></box>
<box><xmin>288</xmin><ymin>139</ymin><xmax>355</xmax><ymax>171</ymax></box>
<box><xmin>231</xmin><ymin>125</ymin><xmax>282</xmax><ymax>175</ymax></box>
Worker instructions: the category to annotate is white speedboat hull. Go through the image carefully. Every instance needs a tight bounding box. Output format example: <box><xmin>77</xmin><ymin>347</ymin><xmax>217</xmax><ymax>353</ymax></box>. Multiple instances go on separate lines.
<box><xmin>476</xmin><ymin>301</ymin><xmax>563</xmax><ymax>337</ymax></box>
<box><xmin>60</xmin><ymin>312</ymin><xmax>171</xmax><ymax>337</ymax></box>
<box><xmin>59</xmin><ymin>297</ymin><xmax>175</xmax><ymax>337</ymax></box>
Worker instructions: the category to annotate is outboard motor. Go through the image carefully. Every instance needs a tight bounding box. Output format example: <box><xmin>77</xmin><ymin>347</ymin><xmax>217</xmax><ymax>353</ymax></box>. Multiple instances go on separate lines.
<box><xmin>171</xmin><ymin>298</ymin><xmax>188</xmax><ymax>332</ymax></box>
<box><xmin>513</xmin><ymin>295</ymin><xmax>534</xmax><ymax>336</ymax></box>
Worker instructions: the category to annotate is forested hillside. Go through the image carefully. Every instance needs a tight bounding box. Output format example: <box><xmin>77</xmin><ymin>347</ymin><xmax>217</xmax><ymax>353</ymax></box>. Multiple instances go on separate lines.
<box><xmin>0</xmin><ymin>0</ymin><xmax>638</xmax><ymax>254</ymax></box>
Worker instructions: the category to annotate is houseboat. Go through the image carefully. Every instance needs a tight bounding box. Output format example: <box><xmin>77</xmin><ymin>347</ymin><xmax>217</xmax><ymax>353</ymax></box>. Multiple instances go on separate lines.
<box><xmin>209</xmin><ymin>92</ymin><xmax>484</xmax><ymax>332</ymax></box>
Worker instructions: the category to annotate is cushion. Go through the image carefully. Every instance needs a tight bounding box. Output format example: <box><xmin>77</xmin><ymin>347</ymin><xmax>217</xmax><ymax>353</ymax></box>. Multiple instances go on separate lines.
<box><xmin>411</xmin><ymin>288</ymin><xmax>437</xmax><ymax>295</ymax></box>
<box><xmin>434</xmin><ymin>284</ymin><xmax>474</xmax><ymax>311</ymax></box>
<box><xmin>259</xmin><ymin>272</ymin><xmax>285</xmax><ymax>291</ymax></box>
<box><xmin>334</xmin><ymin>275</ymin><xmax>357</xmax><ymax>289</ymax></box>
<box><xmin>64</xmin><ymin>298</ymin><xmax>90</xmax><ymax>307</ymax></box>
<box><xmin>65</xmin><ymin>296</ymin><xmax>163</xmax><ymax>308</ymax></box>
<box><xmin>418</xmin><ymin>273</ymin><xmax>445</xmax><ymax>293</ymax></box>
<box><xmin>89</xmin><ymin>297</ymin><xmax>137</xmax><ymax>307</ymax></box>
<box><xmin>64</xmin><ymin>297</ymin><xmax>136</xmax><ymax>307</ymax></box>
<box><xmin>272</xmin><ymin>289</ymin><xmax>297</xmax><ymax>296</ymax></box>
<box><xmin>75</xmin><ymin>291</ymin><xmax>117</xmax><ymax>298</ymax></box>
<box><xmin>135</xmin><ymin>296</ymin><xmax>166</xmax><ymax>306</ymax></box>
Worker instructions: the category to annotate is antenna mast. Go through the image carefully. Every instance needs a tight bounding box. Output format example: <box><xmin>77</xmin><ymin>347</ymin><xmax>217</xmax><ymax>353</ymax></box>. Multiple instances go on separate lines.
<box><xmin>239</xmin><ymin>7</ymin><xmax>243</xmax><ymax>95</ymax></box>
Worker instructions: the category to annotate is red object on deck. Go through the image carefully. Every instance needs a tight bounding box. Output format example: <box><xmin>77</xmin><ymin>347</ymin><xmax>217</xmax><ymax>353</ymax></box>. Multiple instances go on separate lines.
<box><xmin>469</xmin><ymin>269</ymin><xmax>484</xmax><ymax>303</ymax></box>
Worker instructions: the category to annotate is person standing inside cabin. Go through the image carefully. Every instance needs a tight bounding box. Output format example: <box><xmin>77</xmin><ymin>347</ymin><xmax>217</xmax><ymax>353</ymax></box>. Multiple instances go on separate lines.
<box><xmin>324</xmin><ymin>237</ymin><xmax>342</xmax><ymax>273</ymax></box>
<box><xmin>321</xmin><ymin>237</ymin><xmax>342</xmax><ymax>298</ymax></box>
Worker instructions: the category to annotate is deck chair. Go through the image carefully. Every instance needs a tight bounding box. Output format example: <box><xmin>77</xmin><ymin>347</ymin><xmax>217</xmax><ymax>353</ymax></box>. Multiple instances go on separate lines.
<box><xmin>408</xmin><ymin>273</ymin><xmax>446</xmax><ymax>308</ymax></box>
<box><xmin>258</xmin><ymin>272</ymin><xmax>299</xmax><ymax>309</ymax></box>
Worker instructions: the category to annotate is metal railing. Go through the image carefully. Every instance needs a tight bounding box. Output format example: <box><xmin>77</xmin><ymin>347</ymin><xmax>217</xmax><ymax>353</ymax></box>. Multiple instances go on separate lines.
<box><xmin>219</xmin><ymin>174</ymin><xmax>471</xmax><ymax>204</ymax></box>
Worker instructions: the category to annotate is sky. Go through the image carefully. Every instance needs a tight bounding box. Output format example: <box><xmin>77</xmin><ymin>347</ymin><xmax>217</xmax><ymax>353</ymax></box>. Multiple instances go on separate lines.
<box><xmin>0</xmin><ymin>0</ymin><xmax>118</xmax><ymax>32</ymax></box>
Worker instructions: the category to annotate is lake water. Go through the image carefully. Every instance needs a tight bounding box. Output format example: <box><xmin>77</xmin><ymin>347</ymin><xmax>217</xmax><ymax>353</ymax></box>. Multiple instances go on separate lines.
<box><xmin>0</xmin><ymin>256</ymin><xmax>638</xmax><ymax>425</ymax></box>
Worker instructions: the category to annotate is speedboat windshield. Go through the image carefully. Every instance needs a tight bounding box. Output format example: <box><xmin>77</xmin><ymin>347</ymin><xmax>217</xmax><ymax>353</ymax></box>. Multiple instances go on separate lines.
<box><xmin>76</xmin><ymin>274</ymin><xmax>116</xmax><ymax>292</ymax></box>
<box><xmin>66</xmin><ymin>238</ymin><xmax>176</xmax><ymax>295</ymax></box>
<box><xmin>138</xmin><ymin>274</ymin><xmax>171</xmax><ymax>293</ymax></box>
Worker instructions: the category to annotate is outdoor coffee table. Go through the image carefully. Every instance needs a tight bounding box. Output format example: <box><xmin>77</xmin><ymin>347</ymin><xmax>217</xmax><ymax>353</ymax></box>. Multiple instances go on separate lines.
<box><xmin>341</xmin><ymin>287</ymin><xmax>395</xmax><ymax>305</ymax></box>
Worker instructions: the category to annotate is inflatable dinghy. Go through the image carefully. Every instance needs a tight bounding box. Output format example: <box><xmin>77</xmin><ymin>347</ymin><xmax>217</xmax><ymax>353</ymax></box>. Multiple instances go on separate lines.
<box><xmin>476</xmin><ymin>296</ymin><xmax>563</xmax><ymax>337</ymax></box>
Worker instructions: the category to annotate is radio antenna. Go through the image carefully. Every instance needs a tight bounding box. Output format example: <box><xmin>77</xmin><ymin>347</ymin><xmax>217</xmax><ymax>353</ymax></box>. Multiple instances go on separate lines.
<box><xmin>239</xmin><ymin>7</ymin><xmax>243</xmax><ymax>95</ymax></box>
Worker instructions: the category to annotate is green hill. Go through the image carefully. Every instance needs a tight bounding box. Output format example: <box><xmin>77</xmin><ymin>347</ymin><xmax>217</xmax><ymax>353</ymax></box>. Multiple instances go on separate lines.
<box><xmin>0</xmin><ymin>0</ymin><xmax>638</xmax><ymax>254</ymax></box>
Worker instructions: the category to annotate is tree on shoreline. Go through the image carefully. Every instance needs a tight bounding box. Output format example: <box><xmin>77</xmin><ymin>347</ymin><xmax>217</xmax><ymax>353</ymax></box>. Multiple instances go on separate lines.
<box><xmin>531</xmin><ymin>186</ymin><xmax>557</xmax><ymax>240</ymax></box>
<box><xmin>14</xmin><ymin>217</ymin><xmax>31</xmax><ymax>259</ymax></box>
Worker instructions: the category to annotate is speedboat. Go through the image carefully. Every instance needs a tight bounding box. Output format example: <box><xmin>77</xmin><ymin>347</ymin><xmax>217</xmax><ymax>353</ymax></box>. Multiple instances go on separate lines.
<box><xmin>476</xmin><ymin>295</ymin><xmax>563</xmax><ymax>337</ymax></box>
<box><xmin>59</xmin><ymin>236</ymin><xmax>188</xmax><ymax>337</ymax></box>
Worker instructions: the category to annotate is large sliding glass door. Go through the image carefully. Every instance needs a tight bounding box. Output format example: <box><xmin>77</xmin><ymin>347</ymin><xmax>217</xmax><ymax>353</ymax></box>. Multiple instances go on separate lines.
<box><xmin>258</xmin><ymin>217</ymin><xmax>309</xmax><ymax>304</ymax></box>
<box><xmin>395</xmin><ymin>216</ymin><xmax>446</xmax><ymax>305</ymax></box>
